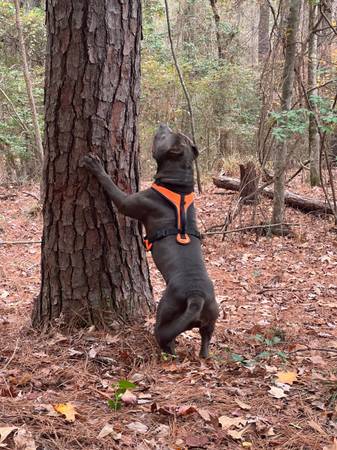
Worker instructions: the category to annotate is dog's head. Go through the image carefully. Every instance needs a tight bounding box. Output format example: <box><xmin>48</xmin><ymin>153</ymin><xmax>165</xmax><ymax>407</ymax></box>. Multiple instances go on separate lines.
<box><xmin>152</xmin><ymin>124</ymin><xmax>198</xmax><ymax>189</ymax></box>
<box><xmin>152</xmin><ymin>124</ymin><xmax>198</xmax><ymax>164</ymax></box>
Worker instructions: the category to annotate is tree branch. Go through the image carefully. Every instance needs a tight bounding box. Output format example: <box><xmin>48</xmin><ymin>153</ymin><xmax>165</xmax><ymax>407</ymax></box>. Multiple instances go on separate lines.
<box><xmin>163</xmin><ymin>0</ymin><xmax>202</xmax><ymax>193</ymax></box>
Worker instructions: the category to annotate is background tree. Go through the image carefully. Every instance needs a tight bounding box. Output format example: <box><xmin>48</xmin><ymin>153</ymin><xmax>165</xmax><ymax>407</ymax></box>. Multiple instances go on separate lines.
<box><xmin>308</xmin><ymin>0</ymin><xmax>320</xmax><ymax>186</ymax></box>
<box><xmin>272</xmin><ymin>0</ymin><xmax>302</xmax><ymax>232</ymax></box>
<box><xmin>32</xmin><ymin>0</ymin><xmax>154</xmax><ymax>327</ymax></box>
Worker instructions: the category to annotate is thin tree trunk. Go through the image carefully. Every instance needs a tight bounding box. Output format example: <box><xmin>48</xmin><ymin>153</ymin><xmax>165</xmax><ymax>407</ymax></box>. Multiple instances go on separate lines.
<box><xmin>308</xmin><ymin>2</ymin><xmax>320</xmax><ymax>186</ymax></box>
<box><xmin>14</xmin><ymin>0</ymin><xmax>44</xmax><ymax>165</ymax></box>
<box><xmin>32</xmin><ymin>0</ymin><xmax>154</xmax><ymax>328</ymax></box>
<box><xmin>272</xmin><ymin>0</ymin><xmax>302</xmax><ymax>231</ymax></box>
<box><xmin>258</xmin><ymin>1</ymin><xmax>270</xmax><ymax>63</ymax></box>
<box><xmin>209</xmin><ymin>0</ymin><xmax>224</xmax><ymax>59</ymax></box>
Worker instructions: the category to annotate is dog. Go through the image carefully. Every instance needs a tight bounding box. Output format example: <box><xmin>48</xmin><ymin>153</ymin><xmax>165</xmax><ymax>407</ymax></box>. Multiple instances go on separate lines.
<box><xmin>82</xmin><ymin>124</ymin><xmax>219</xmax><ymax>357</ymax></box>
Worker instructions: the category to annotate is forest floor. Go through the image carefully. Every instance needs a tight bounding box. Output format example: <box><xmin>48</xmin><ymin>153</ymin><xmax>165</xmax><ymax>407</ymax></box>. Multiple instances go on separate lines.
<box><xmin>0</xmin><ymin>175</ymin><xmax>337</xmax><ymax>450</ymax></box>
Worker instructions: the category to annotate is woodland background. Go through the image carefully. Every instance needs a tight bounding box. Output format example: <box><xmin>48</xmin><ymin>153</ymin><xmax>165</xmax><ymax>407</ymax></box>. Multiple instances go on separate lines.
<box><xmin>1</xmin><ymin>1</ymin><xmax>337</xmax><ymax>449</ymax></box>
<box><xmin>0</xmin><ymin>0</ymin><xmax>336</xmax><ymax>183</ymax></box>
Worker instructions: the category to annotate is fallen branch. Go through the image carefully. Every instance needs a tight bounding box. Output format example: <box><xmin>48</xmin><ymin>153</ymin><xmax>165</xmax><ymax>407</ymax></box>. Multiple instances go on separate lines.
<box><xmin>22</xmin><ymin>191</ymin><xmax>40</xmax><ymax>201</ymax></box>
<box><xmin>213</xmin><ymin>175</ymin><xmax>334</xmax><ymax>215</ymax></box>
<box><xmin>203</xmin><ymin>222</ymin><xmax>299</xmax><ymax>236</ymax></box>
<box><xmin>290</xmin><ymin>347</ymin><xmax>337</xmax><ymax>355</ymax></box>
<box><xmin>0</xmin><ymin>240</ymin><xmax>41</xmax><ymax>246</ymax></box>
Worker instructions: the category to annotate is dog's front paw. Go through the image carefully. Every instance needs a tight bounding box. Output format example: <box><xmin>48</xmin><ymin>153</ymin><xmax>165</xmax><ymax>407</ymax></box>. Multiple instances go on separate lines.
<box><xmin>80</xmin><ymin>153</ymin><xmax>104</xmax><ymax>175</ymax></box>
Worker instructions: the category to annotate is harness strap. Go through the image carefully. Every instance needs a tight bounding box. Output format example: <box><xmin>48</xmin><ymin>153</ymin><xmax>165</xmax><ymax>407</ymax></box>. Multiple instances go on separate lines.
<box><xmin>144</xmin><ymin>183</ymin><xmax>199</xmax><ymax>251</ymax></box>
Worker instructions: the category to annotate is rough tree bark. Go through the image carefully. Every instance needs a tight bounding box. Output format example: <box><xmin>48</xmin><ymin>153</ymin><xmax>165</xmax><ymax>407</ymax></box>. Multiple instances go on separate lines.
<box><xmin>258</xmin><ymin>1</ymin><xmax>270</xmax><ymax>63</ymax></box>
<box><xmin>308</xmin><ymin>1</ymin><xmax>320</xmax><ymax>187</ymax></box>
<box><xmin>239</xmin><ymin>162</ymin><xmax>258</xmax><ymax>204</ymax></box>
<box><xmin>272</xmin><ymin>0</ymin><xmax>301</xmax><ymax>233</ymax></box>
<box><xmin>32</xmin><ymin>0</ymin><xmax>154</xmax><ymax>328</ymax></box>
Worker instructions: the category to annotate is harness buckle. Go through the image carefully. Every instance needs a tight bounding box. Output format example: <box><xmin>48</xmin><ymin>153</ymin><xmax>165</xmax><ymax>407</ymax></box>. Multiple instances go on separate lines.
<box><xmin>143</xmin><ymin>238</ymin><xmax>153</xmax><ymax>252</ymax></box>
<box><xmin>176</xmin><ymin>233</ymin><xmax>191</xmax><ymax>245</ymax></box>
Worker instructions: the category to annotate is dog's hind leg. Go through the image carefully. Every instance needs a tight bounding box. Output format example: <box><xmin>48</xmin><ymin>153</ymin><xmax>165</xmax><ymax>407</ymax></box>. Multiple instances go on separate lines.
<box><xmin>155</xmin><ymin>295</ymin><xmax>205</xmax><ymax>354</ymax></box>
<box><xmin>199</xmin><ymin>322</ymin><xmax>216</xmax><ymax>358</ymax></box>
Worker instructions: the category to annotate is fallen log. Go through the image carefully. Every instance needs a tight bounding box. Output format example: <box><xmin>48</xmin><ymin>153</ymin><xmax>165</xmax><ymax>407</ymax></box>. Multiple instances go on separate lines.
<box><xmin>213</xmin><ymin>175</ymin><xmax>334</xmax><ymax>215</ymax></box>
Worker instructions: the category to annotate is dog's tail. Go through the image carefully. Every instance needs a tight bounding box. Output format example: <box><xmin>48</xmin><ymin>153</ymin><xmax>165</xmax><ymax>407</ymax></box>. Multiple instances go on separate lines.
<box><xmin>157</xmin><ymin>295</ymin><xmax>205</xmax><ymax>345</ymax></box>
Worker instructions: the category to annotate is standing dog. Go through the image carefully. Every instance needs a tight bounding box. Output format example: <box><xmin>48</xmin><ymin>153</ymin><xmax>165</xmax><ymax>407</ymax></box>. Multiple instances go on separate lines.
<box><xmin>82</xmin><ymin>124</ymin><xmax>218</xmax><ymax>357</ymax></box>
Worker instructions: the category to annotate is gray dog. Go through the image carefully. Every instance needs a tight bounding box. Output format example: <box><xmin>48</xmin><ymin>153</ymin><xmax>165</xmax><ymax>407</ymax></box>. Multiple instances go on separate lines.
<box><xmin>82</xmin><ymin>124</ymin><xmax>219</xmax><ymax>357</ymax></box>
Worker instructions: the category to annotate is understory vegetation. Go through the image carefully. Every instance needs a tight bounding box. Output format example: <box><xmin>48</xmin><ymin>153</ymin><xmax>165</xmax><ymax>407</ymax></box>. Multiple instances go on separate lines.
<box><xmin>1</xmin><ymin>0</ymin><xmax>335</xmax><ymax>183</ymax></box>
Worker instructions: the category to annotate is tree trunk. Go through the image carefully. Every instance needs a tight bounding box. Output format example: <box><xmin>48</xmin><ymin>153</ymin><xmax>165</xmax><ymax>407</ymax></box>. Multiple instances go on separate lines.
<box><xmin>213</xmin><ymin>174</ymin><xmax>334</xmax><ymax>215</ymax></box>
<box><xmin>308</xmin><ymin>2</ymin><xmax>320</xmax><ymax>187</ymax></box>
<box><xmin>258</xmin><ymin>1</ymin><xmax>270</xmax><ymax>63</ymax></box>
<box><xmin>239</xmin><ymin>162</ymin><xmax>258</xmax><ymax>204</ymax></box>
<box><xmin>209</xmin><ymin>0</ymin><xmax>225</xmax><ymax>60</ymax></box>
<box><xmin>14</xmin><ymin>0</ymin><xmax>44</xmax><ymax>165</ymax></box>
<box><xmin>32</xmin><ymin>0</ymin><xmax>154</xmax><ymax>328</ymax></box>
<box><xmin>272</xmin><ymin>0</ymin><xmax>301</xmax><ymax>232</ymax></box>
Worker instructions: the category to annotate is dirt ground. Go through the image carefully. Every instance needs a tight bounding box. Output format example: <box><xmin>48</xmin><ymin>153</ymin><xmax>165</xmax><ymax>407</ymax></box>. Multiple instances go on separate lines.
<box><xmin>0</xmin><ymin>178</ymin><xmax>337</xmax><ymax>450</ymax></box>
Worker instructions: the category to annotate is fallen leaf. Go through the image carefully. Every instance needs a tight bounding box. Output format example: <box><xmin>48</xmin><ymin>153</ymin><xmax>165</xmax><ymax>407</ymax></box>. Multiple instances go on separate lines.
<box><xmin>185</xmin><ymin>435</ymin><xmax>209</xmax><ymax>447</ymax></box>
<box><xmin>242</xmin><ymin>442</ymin><xmax>253</xmax><ymax>448</ymax></box>
<box><xmin>323</xmin><ymin>438</ymin><xmax>337</xmax><ymax>450</ymax></box>
<box><xmin>97</xmin><ymin>424</ymin><xmax>121</xmax><ymax>440</ymax></box>
<box><xmin>154</xmin><ymin>424</ymin><xmax>170</xmax><ymax>437</ymax></box>
<box><xmin>218</xmin><ymin>416</ymin><xmax>247</xmax><ymax>430</ymax></box>
<box><xmin>176</xmin><ymin>405</ymin><xmax>197</xmax><ymax>416</ymax></box>
<box><xmin>13</xmin><ymin>428</ymin><xmax>36</xmax><ymax>450</ymax></box>
<box><xmin>0</xmin><ymin>426</ymin><xmax>17</xmax><ymax>444</ymax></box>
<box><xmin>197</xmin><ymin>408</ymin><xmax>212</xmax><ymax>422</ymax></box>
<box><xmin>309</xmin><ymin>355</ymin><xmax>326</xmax><ymax>366</ymax></box>
<box><xmin>276</xmin><ymin>371</ymin><xmax>297</xmax><ymax>385</ymax></box>
<box><xmin>307</xmin><ymin>419</ymin><xmax>328</xmax><ymax>436</ymax></box>
<box><xmin>268</xmin><ymin>386</ymin><xmax>286</xmax><ymax>399</ymax></box>
<box><xmin>121</xmin><ymin>389</ymin><xmax>137</xmax><ymax>405</ymax></box>
<box><xmin>235</xmin><ymin>399</ymin><xmax>251</xmax><ymax>410</ymax></box>
<box><xmin>227</xmin><ymin>425</ymin><xmax>249</xmax><ymax>440</ymax></box>
<box><xmin>53</xmin><ymin>403</ymin><xmax>77</xmax><ymax>422</ymax></box>
<box><xmin>126</xmin><ymin>421</ymin><xmax>148</xmax><ymax>434</ymax></box>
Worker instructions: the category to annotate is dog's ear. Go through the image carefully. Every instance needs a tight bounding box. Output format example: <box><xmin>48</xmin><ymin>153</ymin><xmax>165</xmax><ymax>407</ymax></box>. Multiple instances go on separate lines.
<box><xmin>192</xmin><ymin>145</ymin><xmax>199</xmax><ymax>159</ymax></box>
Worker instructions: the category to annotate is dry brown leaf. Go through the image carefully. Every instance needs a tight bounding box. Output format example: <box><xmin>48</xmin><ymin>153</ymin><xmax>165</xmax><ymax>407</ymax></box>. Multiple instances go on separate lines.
<box><xmin>0</xmin><ymin>426</ymin><xmax>17</xmax><ymax>444</ymax></box>
<box><xmin>13</xmin><ymin>428</ymin><xmax>36</xmax><ymax>450</ymax></box>
<box><xmin>235</xmin><ymin>399</ymin><xmax>251</xmax><ymax>410</ymax></box>
<box><xmin>126</xmin><ymin>421</ymin><xmax>148</xmax><ymax>434</ymax></box>
<box><xmin>185</xmin><ymin>435</ymin><xmax>209</xmax><ymax>448</ymax></box>
<box><xmin>227</xmin><ymin>425</ymin><xmax>249</xmax><ymax>440</ymax></box>
<box><xmin>276</xmin><ymin>371</ymin><xmax>297</xmax><ymax>385</ymax></box>
<box><xmin>53</xmin><ymin>403</ymin><xmax>77</xmax><ymax>422</ymax></box>
<box><xmin>121</xmin><ymin>389</ymin><xmax>137</xmax><ymax>405</ymax></box>
<box><xmin>309</xmin><ymin>355</ymin><xmax>326</xmax><ymax>366</ymax></box>
<box><xmin>97</xmin><ymin>424</ymin><xmax>121</xmax><ymax>440</ymax></box>
<box><xmin>197</xmin><ymin>408</ymin><xmax>212</xmax><ymax>422</ymax></box>
<box><xmin>177</xmin><ymin>405</ymin><xmax>197</xmax><ymax>416</ymax></box>
<box><xmin>218</xmin><ymin>416</ymin><xmax>247</xmax><ymax>430</ymax></box>
<box><xmin>268</xmin><ymin>386</ymin><xmax>286</xmax><ymax>399</ymax></box>
<box><xmin>323</xmin><ymin>438</ymin><xmax>337</xmax><ymax>450</ymax></box>
<box><xmin>307</xmin><ymin>419</ymin><xmax>328</xmax><ymax>436</ymax></box>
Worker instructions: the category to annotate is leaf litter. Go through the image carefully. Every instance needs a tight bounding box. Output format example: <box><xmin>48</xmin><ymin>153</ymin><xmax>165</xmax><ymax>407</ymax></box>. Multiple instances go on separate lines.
<box><xmin>1</xmin><ymin>181</ymin><xmax>337</xmax><ymax>449</ymax></box>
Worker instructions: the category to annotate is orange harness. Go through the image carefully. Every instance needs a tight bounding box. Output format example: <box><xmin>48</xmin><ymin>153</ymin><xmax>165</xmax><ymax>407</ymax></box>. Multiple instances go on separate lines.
<box><xmin>144</xmin><ymin>183</ymin><xmax>201</xmax><ymax>251</ymax></box>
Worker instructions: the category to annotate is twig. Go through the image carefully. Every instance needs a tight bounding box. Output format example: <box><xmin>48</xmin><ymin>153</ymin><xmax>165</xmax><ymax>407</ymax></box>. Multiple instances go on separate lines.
<box><xmin>290</xmin><ymin>347</ymin><xmax>337</xmax><ymax>355</ymax></box>
<box><xmin>203</xmin><ymin>222</ymin><xmax>299</xmax><ymax>236</ymax></box>
<box><xmin>22</xmin><ymin>191</ymin><xmax>40</xmax><ymax>201</ymax></box>
<box><xmin>2</xmin><ymin>338</ymin><xmax>20</xmax><ymax>370</ymax></box>
<box><xmin>0</xmin><ymin>86</ymin><xmax>30</xmax><ymax>133</ymax></box>
<box><xmin>319</xmin><ymin>4</ymin><xmax>337</xmax><ymax>36</ymax></box>
<box><xmin>0</xmin><ymin>240</ymin><xmax>41</xmax><ymax>245</ymax></box>
<box><xmin>163</xmin><ymin>0</ymin><xmax>202</xmax><ymax>194</ymax></box>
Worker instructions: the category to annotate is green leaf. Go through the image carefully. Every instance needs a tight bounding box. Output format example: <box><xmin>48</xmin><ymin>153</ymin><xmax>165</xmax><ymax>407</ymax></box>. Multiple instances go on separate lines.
<box><xmin>116</xmin><ymin>380</ymin><xmax>136</xmax><ymax>390</ymax></box>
